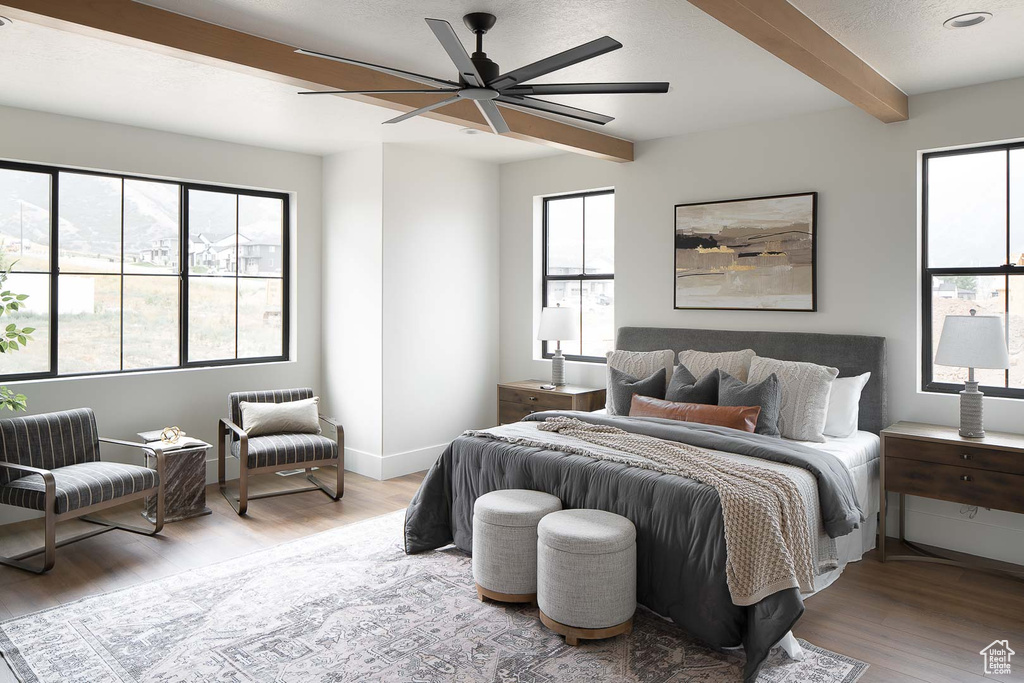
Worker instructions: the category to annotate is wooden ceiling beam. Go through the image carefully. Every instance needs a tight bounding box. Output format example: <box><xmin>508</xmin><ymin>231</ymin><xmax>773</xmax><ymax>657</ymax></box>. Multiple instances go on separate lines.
<box><xmin>0</xmin><ymin>0</ymin><xmax>634</xmax><ymax>162</ymax></box>
<box><xmin>687</xmin><ymin>0</ymin><xmax>908</xmax><ymax>123</ymax></box>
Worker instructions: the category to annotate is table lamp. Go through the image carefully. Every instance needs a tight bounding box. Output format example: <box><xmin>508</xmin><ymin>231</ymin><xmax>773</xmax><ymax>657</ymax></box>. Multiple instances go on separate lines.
<box><xmin>537</xmin><ymin>305</ymin><xmax>579</xmax><ymax>386</ymax></box>
<box><xmin>934</xmin><ymin>309</ymin><xmax>1010</xmax><ymax>438</ymax></box>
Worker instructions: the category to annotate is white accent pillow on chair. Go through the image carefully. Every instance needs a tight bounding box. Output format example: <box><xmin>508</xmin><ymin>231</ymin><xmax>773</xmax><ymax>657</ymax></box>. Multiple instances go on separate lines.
<box><xmin>239</xmin><ymin>397</ymin><xmax>321</xmax><ymax>437</ymax></box>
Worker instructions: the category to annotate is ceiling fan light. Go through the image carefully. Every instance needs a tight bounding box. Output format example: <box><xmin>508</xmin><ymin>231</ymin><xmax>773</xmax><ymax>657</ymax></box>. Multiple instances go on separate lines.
<box><xmin>942</xmin><ymin>11</ymin><xmax>992</xmax><ymax>29</ymax></box>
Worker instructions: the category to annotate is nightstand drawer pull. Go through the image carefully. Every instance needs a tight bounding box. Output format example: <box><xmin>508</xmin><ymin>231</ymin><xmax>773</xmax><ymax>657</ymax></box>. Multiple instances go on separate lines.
<box><xmin>960</xmin><ymin>475</ymin><xmax>972</xmax><ymax>482</ymax></box>
<box><xmin>527</xmin><ymin>396</ymin><xmax>537</xmax><ymax>401</ymax></box>
<box><xmin>960</xmin><ymin>453</ymin><xmax>973</xmax><ymax>460</ymax></box>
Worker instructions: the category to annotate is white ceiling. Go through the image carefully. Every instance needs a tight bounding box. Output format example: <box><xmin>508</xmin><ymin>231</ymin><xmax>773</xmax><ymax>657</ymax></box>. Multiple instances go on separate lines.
<box><xmin>2</xmin><ymin>1</ymin><xmax>1023</xmax><ymax>162</ymax></box>
<box><xmin>0</xmin><ymin>20</ymin><xmax>556</xmax><ymax>163</ymax></box>
<box><xmin>791</xmin><ymin>0</ymin><xmax>1024</xmax><ymax>96</ymax></box>
<box><xmin>137</xmin><ymin>0</ymin><xmax>851</xmax><ymax>142</ymax></box>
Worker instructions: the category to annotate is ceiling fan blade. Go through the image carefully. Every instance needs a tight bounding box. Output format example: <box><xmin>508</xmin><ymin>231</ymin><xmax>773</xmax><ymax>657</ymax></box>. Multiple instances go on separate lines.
<box><xmin>496</xmin><ymin>96</ymin><xmax>613</xmax><ymax>125</ymax></box>
<box><xmin>488</xmin><ymin>36</ymin><xmax>622</xmax><ymax>90</ymax></box>
<box><xmin>425</xmin><ymin>18</ymin><xmax>484</xmax><ymax>87</ymax></box>
<box><xmin>383</xmin><ymin>95</ymin><xmax>462</xmax><ymax>124</ymax></box>
<box><xmin>294</xmin><ymin>48</ymin><xmax>458</xmax><ymax>89</ymax></box>
<box><xmin>476</xmin><ymin>99</ymin><xmax>510</xmax><ymax>134</ymax></box>
<box><xmin>502</xmin><ymin>82</ymin><xmax>670</xmax><ymax>96</ymax></box>
<box><xmin>299</xmin><ymin>89</ymin><xmax>460</xmax><ymax>95</ymax></box>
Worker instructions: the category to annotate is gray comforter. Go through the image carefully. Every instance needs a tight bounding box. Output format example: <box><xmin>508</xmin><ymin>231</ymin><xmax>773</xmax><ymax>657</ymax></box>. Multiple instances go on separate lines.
<box><xmin>404</xmin><ymin>411</ymin><xmax>863</xmax><ymax>682</ymax></box>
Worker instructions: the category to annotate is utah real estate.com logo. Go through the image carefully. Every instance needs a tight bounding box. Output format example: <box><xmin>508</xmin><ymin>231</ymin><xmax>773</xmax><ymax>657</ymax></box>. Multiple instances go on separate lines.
<box><xmin>980</xmin><ymin>640</ymin><xmax>1014</xmax><ymax>675</ymax></box>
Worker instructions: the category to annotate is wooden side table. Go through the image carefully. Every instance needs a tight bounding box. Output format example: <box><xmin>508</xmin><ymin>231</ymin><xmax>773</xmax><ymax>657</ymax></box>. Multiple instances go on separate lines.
<box><xmin>138</xmin><ymin>432</ymin><xmax>213</xmax><ymax>523</ymax></box>
<box><xmin>880</xmin><ymin>421</ymin><xmax>1024</xmax><ymax>576</ymax></box>
<box><xmin>497</xmin><ymin>380</ymin><xmax>606</xmax><ymax>425</ymax></box>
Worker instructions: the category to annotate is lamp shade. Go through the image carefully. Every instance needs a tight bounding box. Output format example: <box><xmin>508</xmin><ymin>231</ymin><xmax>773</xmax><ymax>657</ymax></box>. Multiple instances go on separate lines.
<box><xmin>537</xmin><ymin>306</ymin><xmax>579</xmax><ymax>341</ymax></box>
<box><xmin>934</xmin><ymin>311</ymin><xmax>1010</xmax><ymax>369</ymax></box>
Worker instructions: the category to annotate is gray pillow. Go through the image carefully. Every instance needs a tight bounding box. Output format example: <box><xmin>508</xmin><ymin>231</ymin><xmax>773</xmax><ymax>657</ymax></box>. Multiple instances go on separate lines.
<box><xmin>718</xmin><ymin>372</ymin><xmax>781</xmax><ymax>437</ymax></box>
<box><xmin>664</xmin><ymin>366</ymin><xmax>719</xmax><ymax>405</ymax></box>
<box><xmin>608</xmin><ymin>366</ymin><xmax>666</xmax><ymax>416</ymax></box>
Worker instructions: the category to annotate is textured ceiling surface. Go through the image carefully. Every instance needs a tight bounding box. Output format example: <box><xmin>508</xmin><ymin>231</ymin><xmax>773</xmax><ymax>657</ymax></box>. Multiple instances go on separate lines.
<box><xmin>0</xmin><ymin>20</ymin><xmax>556</xmax><ymax>162</ymax></box>
<box><xmin>791</xmin><ymin>0</ymin><xmax>1024</xmax><ymax>95</ymax></box>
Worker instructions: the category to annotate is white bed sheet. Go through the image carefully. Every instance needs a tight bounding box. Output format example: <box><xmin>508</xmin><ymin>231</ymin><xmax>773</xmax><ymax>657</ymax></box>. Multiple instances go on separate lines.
<box><xmin>792</xmin><ymin>430</ymin><xmax>880</xmax><ymax>470</ymax></box>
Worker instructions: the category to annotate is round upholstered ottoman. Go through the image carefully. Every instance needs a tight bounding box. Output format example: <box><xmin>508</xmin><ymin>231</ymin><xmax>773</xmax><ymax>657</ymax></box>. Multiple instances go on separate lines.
<box><xmin>537</xmin><ymin>509</ymin><xmax>637</xmax><ymax>645</ymax></box>
<box><xmin>472</xmin><ymin>489</ymin><xmax>562</xmax><ymax>604</ymax></box>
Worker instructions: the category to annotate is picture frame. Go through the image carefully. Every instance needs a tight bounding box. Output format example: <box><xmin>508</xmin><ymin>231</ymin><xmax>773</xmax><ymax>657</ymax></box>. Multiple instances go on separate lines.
<box><xmin>673</xmin><ymin>192</ymin><xmax>817</xmax><ymax>312</ymax></box>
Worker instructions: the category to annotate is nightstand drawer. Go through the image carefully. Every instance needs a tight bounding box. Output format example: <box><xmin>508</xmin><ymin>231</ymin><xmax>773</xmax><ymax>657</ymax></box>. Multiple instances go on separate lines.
<box><xmin>499</xmin><ymin>401</ymin><xmax>541</xmax><ymax>425</ymax></box>
<box><xmin>886</xmin><ymin>436</ymin><xmax>1024</xmax><ymax>475</ymax></box>
<box><xmin>886</xmin><ymin>457</ymin><xmax>1024</xmax><ymax>514</ymax></box>
<box><xmin>499</xmin><ymin>387</ymin><xmax>573</xmax><ymax>411</ymax></box>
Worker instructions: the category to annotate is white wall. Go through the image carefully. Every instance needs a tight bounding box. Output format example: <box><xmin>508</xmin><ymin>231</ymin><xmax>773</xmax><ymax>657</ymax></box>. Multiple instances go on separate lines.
<box><xmin>0</xmin><ymin>104</ymin><xmax>323</xmax><ymax>522</ymax></box>
<box><xmin>381</xmin><ymin>145</ymin><xmax>499</xmax><ymax>478</ymax></box>
<box><xmin>321</xmin><ymin>143</ymin><xmax>499</xmax><ymax>479</ymax></box>
<box><xmin>498</xmin><ymin>76</ymin><xmax>1024</xmax><ymax>564</ymax></box>
<box><xmin>321</xmin><ymin>146</ymin><xmax>384</xmax><ymax>474</ymax></box>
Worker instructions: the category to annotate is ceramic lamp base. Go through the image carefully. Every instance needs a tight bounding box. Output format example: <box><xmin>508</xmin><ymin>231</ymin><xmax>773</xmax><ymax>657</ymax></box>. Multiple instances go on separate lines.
<box><xmin>959</xmin><ymin>381</ymin><xmax>984</xmax><ymax>438</ymax></box>
<box><xmin>551</xmin><ymin>349</ymin><xmax>566</xmax><ymax>386</ymax></box>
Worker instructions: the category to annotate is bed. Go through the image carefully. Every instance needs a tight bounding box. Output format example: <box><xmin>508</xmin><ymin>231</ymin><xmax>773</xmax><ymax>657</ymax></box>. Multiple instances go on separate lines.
<box><xmin>405</xmin><ymin>326</ymin><xmax>885</xmax><ymax>682</ymax></box>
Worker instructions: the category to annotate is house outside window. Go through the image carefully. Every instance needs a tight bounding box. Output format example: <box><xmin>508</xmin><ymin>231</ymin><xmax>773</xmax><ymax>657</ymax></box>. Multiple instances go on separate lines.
<box><xmin>542</xmin><ymin>190</ymin><xmax>614</xmax><ymax>362</ymax></box>
<box><xmin>922</xmin><ymin>143</ymin><xmax>1023</xmax><ymax>397</ymax></box>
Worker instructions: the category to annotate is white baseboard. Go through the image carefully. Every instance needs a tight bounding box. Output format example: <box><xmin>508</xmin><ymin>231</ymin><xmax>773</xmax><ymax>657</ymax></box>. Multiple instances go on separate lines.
<box><xmin>343</xmin><ymin>447</ymin><xmax>384</xmax><ymax>480</ymax></box>
<box><xmin>381</xmin><ymin>443</ymin><xmax>445</xmax><ymax>480</ymax></box>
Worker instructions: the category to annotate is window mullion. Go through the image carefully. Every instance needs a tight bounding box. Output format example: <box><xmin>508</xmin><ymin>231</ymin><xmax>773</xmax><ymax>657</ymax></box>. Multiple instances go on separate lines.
<box><xmin>49</xmin><ymin>170</ymin><xmax>59</xmax><ymax>378</ymax></box>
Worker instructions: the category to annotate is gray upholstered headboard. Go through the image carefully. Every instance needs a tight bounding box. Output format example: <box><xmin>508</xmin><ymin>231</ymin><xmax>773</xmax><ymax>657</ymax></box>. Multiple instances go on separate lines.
<box><xmin>616</xmin><ymin>326</ymin><xmax>888</xmax><ymax>435</ymax></box>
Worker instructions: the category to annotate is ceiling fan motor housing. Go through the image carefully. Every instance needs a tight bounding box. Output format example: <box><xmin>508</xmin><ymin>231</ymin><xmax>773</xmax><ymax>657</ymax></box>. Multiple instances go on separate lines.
<box><xmin>462</xmin><ymin>13</ymin><xmax>500</xmax><ymax>86</ymax></box>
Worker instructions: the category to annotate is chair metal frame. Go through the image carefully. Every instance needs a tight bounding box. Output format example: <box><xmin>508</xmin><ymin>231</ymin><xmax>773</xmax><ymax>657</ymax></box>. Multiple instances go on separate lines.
<box><xmin>217</xmin><ymin>415</ymin><xmax>344</xmax><ymax>515</ymax></box>
<box><xmin>0</xmin><ymin>438</ymin><xmax>165</xmax><ymax>574</ymax></box>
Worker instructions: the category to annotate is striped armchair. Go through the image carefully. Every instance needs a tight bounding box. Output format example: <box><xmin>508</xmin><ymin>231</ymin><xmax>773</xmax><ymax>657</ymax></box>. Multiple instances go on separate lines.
<box><xmin>0</xmin><ymin>408</ymin><xmax>165</xmax><ymax>573</ymax></box>
<box><xmin>218</xmin><ymin>388</ymin><xmax>344</xmax><ymax>515</ymax></box>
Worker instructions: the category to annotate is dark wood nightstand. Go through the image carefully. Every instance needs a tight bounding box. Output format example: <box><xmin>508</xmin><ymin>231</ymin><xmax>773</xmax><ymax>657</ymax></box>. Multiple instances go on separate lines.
<box><xmin>880</xmin><ymin>421</ymin><xmax>1024</xmax><ymax>575</ymax></box>
<box><xmin>497</xmin><ymin>380</ymin><xmax>606</xmax><ymax>425</ymax></box>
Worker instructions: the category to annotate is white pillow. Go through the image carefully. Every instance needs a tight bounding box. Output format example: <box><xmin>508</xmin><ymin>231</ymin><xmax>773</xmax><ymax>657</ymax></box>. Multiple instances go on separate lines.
<box><xmin>605</xmin><ymin>349</ymin><xmax>675</xmax><ymax>414</ymax></box>
<box><xmin>239</xmin><ymin>397</ymin><xmax>321</xmax><ymax>437</ymax></box>
<box><xmin>678</xmin><ymin>348</ymin><xmax>755</xmax><ymax>382</ymax></box>
<box><xmin>824</xmin><ymin>373</ymin><xmax>871</xmax><ymax>438</ymax></box>
<box><xmin>748</xmin><ymin>356</ymin><xmax>838</xmax><ymax>442</ymax></box>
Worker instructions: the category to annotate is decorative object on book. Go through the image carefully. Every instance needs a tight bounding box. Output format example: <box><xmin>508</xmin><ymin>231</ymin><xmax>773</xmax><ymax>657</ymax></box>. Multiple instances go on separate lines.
<box><xmin>159</xmin><ymin>425</ymin><xmax>183</xmax><ymax>445</ymax></box>
<box><xmin>674</xmin><ymin>192</ymin><xmax>817</xmax><ymax>311</ymax></box>
<box><xmin>537</xmin><ymin>305</ymin><xmax>578</xmax><ymax>386</ymax></box>
<box><xmin>934</xmin><ymin>309</ymin><xmax>1010</xmax><ymax>438</ymax></box>
<box><xmin>0</xmin><ymin>511</ymin><xmax>869</xmax><ymax>682</ymax></box>
<box><xmin>139</xmin><ymin>431</ymin><xmax>211</xmax><ymax>523</ymax></box>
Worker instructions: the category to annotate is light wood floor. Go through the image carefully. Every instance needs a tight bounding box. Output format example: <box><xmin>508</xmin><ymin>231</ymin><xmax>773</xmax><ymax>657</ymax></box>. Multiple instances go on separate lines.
<box><xmin>0</xmin><ymin>471</ymin><xmax>1020</xmax><ymax>683</ymax></box>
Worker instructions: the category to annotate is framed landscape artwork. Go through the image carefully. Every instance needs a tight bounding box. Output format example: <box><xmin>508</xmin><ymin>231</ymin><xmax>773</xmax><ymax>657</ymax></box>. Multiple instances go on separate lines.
<box><xmin>674</xmin><ymin>192</ymin><xmax>817</xmax><ymax>311</ymax></box>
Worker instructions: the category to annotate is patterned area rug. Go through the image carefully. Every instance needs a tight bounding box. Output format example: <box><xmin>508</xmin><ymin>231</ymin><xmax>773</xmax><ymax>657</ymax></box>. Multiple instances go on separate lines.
<box><xmin>0</xmin><ymin>510</ymin><xmax>867</xmax><ymax>682</ymax></box>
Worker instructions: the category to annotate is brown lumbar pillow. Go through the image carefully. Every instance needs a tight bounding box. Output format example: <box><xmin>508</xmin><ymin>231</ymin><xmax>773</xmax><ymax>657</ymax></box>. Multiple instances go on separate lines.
<box><xmin>628</xmin><ymin>395</ymin><xmax>761</xmax><ymax>433</ymax></box>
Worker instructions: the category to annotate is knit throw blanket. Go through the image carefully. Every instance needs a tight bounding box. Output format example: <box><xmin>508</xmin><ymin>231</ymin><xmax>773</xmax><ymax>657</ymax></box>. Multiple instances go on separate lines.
<box><xmin>468</xmin><ymin>417</ymin><xmax>816</xmax><ymax>606</ymax></box>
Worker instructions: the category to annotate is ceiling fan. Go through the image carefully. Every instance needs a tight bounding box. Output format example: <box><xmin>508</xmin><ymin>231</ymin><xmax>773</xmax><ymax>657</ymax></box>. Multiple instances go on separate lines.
<box><xmin>294</xmin><ymin>12</ymin><xmax>670</xmax><ymax>134</ymax></box>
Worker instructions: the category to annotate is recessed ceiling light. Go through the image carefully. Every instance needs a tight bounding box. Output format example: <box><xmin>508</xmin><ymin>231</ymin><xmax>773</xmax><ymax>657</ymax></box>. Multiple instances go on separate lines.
<box><xmin>943</xmin><ymin>11</ymin><xmax>992</xmax><ymax>29</ymax></box>
<box><xmin>0</xmin><ymin>16</ymin><xmax>12</xmax><ymax>28</ymax></box>
<box><xmin>459</xmin><ymin>127</ymin><xmax>483</xmax><ymax>135</ymax></box>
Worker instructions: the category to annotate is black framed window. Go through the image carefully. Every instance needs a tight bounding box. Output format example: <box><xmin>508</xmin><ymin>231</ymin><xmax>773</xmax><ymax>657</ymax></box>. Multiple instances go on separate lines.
<box><xmin>542</xmin><ymin>190</ymin><xmax>614</xmax><ymax>363</ymax></box>
<box><xmin>0</xmin><ymin>160</ymin><xmax>289</xmax><ymax>381</ymax></box>
<box><xmin>922</xmin><ymin>142</ymin><xmax>1022</xmax><ymax>397</ymax></box>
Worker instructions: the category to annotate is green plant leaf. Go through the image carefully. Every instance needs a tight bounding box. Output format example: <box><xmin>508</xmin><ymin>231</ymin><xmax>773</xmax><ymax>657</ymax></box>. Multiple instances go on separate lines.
<box><xmin>5</xmin><ymin>324</ymin><xmax>14</xmax><ymax>332</ymax></box>
<box><xmin>22</xmin><ymin>327</ymin><xmax>35</xmax><ymax>334</ymax></box>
